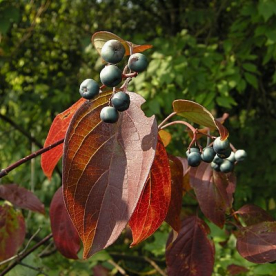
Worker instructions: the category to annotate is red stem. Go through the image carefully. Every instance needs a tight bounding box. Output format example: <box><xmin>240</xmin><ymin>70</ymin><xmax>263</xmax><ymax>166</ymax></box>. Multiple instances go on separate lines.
<box><xmin>0</xmin><ymin>139</ymin><xmax>64</xmax><ymax>178</ymax></box>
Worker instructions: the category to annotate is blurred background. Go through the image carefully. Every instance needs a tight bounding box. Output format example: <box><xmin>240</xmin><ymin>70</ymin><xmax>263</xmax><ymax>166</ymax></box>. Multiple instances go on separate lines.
<box><xmin>0</xmin><ymin>0</ymin><xmax>276</xmax><ymax>275</ymax></box>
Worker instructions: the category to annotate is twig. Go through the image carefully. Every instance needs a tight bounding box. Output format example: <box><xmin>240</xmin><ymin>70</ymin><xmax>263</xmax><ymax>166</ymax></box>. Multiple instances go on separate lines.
<box><xmin>108</xmin><ymin>259</ymin><xmax>128</xmax><ymax>276</ymax></box>
<box><xmin>158</xmin><ymin>112</ymin><xmax>177</xmax><ymax>130</ymax></box>
<box><xmin>0</xmin><ymin>139</ymin><xmax>64</xmax><ymax>178</ymax></box>
<box><xmin>0</xmin><ymin>233</ymin><xmax>53</xmax><ymax>276</ymax></box>
<box><xmin>144</xmin><ymin>257</ymin><xmax>167</xmax><ymax>276</ymax></box>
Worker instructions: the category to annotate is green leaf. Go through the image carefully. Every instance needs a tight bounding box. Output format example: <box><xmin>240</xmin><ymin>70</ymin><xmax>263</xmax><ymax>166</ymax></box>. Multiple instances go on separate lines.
<box><xmin>258</xmin><ymin>0</ymin><xmax>276</xmax><ymax>22</ymax></box>
<box><xmin>173</xmin><ymin>100</ymin><xmax>229</xmax><ymax>139</ymax></box>
<box><xmin>242</xmin><ymin>63</ymin><xmax>258</xmax><ymax>73</ymax></box>
<box><xmin>244</xmin><ymin>72</ymin><xmax>258</xmax><ymax>89</ymax></box>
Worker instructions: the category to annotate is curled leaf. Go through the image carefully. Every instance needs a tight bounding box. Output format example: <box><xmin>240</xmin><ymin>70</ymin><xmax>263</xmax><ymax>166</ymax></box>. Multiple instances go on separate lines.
<box><xmin>173</xmin><ymin>100</ymin><xmax>229</xmax><ymax>140</ymax></box>
<box><xmin>92</xmin><ymin>31</ymin><xmax>152</xmax><ymax>57</ymax></box>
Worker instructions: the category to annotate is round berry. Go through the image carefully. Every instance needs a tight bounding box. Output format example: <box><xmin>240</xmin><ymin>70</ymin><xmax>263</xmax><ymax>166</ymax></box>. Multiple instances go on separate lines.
<box><xmin>220</xmin><ymin>159</ymin><xmax>234</xmax><ymax>173</ymax></box>
<box><xmin>186</xmin><ymin>147</ymin><xmax>200</xmax><ymax>157</ymax></box>
<box><xmin>100</xmin><ymin>106</ymin><xmax>119</xmax><ymax>123</ymax></box>
<box><xmin>128</xmin><ymin>53</ymin><xmax>148</xmax><ymax>73</ymax></box>
<box><xmin>111</xmin><ymin>92</ymin><xmax>130</xmax><ymax>112</ymax></box>
<box><xmin>213</xmin><ymin>137</ymin><xmax>230</xmax><ymax>154</ymax></box>
<box><xmin>226</xmin><ymin>151</ymin><xmax>235</xmax><ymax>163</ymax></box>
<box><xmin>211</xmin><ymin>161</ymin><xmax>220</xmax><ymax>171</ymax></box>
<box><xmin>187</xmin><ymin>152</ymin><xmax>201</xmax><ymax>167</ymax></box>
<box><xmin>79</xmin><ymin>79</ymin><xmax>99</xmax><ymax>99</ymax></box>
<box><xmin>217</xmin><ymin>147</ymin><xmax>232</xmax><ymax>159</ymax></box>
<box><xmin>101</xmin><ymin>40</ymin><xmax>125</xmax><ymax>64</ymax></box>
<box><xmin>213</xmin><ymin>154</ymin><xmax>224</xmax><ymax>165</ymax></box>
<box><xmin>100</xmin><ymin>65</ymin><xmax>122</xmax><ymax>87</ymax></box>
<box><xmin>235</xmin><ymin>149</ymin><xmax>247</xmax><ymax>162</ymax></box>
<box><xmin>201</xmin><ymin>147</ymin><xmax>216</xmax><ymax>163</ymax></box>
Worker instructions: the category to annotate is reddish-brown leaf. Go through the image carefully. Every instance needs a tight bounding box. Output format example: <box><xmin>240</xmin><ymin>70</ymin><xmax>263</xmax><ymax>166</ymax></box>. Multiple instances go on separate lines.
<box><xmin>176</xmin><ymin>157</ymin><xmax>192</xmax><ymax>193</ymax></box>
<box><xmin>129</xmin><ymin>136</ymin><xmax>171</xmax><ymax>246</ymax></box>
<box><xmin>92</xmin><ymin>31</ymin><xmax>152</xmax><ymax>57</ymax></box>
<box><xmin>158</xmin><ymin>129</ymin><xmax>172</xmax><ymax>147</ymax></box>
<box><xmin>0</xmin><ymin>203</ymin><xmax>26</xmax><ymax>261</ymax></box>
<box><xmin>0</xmin><ymin>184</ymin><xmax>44</xmax><ymax>214</ymax></box>
<box><xmin>234</xmin><ymin>204</ymin><xmax>274</xmax><ymax>226</ymax></box>
<box><xmin>165</xmin><ymin>155</ymin><xmax>184</xmax><ymax>233</ymax></box>
<box><xmin>49</xmin><ymin>187</ymin><xmax>81</xmax><ymax>259</ymax></box>
<box><xmin>166</xmin><ymin>216</ymin><xmax>215</xmax><ymax>276</ymax></box>
<box><xmin>63</xmin><ymin>91</ymin><xmax>158</xmax><ymax>258</ymax></box>
<box><xmin>236</xmin><ymin>221</ymin><xmax>276</xmax><ymax>263</ymax></box>
<box><xmin>41</xmin><ymin>98</ymin><xmax>86</xmax><ymax>179</ymax></box>
<box><xmin>227</xmin><ymin>264</ymin><xmax>249</xmax><ymax>275</ymax></box>
<box><xmin>189</xmin><ymin>163</ymin><xmax>236</xmax><ymax>228</ymax></box>
<box><xmin>173</xmin><ymin>100</ymin><xmax>229</xmax><ymax>140</ymax></box>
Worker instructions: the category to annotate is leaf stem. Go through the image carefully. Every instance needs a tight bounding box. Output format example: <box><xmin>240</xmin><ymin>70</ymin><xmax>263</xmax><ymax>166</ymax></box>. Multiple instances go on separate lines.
<box><xmin>157</xmin><ymin>112</ymin><xmax>177</xmax><ymax>130</ymax></box>
<box><xmin>0</xmin><ymin>139</ymin><xmax>64</xmax><ymax>179</ymax></box>
<box><xmin>160</xmin><ymin>120</ymin><xmax>196</xmax><ymax>133</ymax></box>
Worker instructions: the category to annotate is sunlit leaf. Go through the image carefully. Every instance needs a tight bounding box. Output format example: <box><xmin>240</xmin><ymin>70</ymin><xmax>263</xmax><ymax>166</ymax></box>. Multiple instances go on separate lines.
<box><xmin>166</xmin><ymin>216</ymin><xmax>215</xmax><ymax>276</ymax></box>
<box><xmin>129</xmin><ymin>136</ymin><xmax>171</xmax><ymax>246</ymax></box>
<box><xmin>165</xmin><ymin>155</ymin><xmax>184</xmax><ymax>233</ymax></box>
<box><xmin>189</xmin><ymin>163</ymin><xmax>236</xmax><ymax>228</ymax></box>
<box><xmin>235</xmin><ymin>204</ymin><xmax>274</xmax><ymax>226</ymax></box>
<box><xmin>236</xmin><ymin>221</ymin><xmax>276</xmax><ymax>263</ymax></box>
<box><xmin>0</xmin><ymin>203</ymin><xmax>26</xmax><ymax>262</ymax></box>
<box><xmin>50</xmin><ymin>187</ymin><xmax>81</xmax><ymax>259</ymax></box>
<box><xmin>158</xmin><ymin>129</ymin><xmax>172</xmax><ymax>147</ymax></box>
<box><xmin>63</xmin><ymin>91</ymin><xmax>158</xmax><ymax>258</ymax></box>
<box><xmin>41</xmin><ymin>98</ymin><xmax>86</xmax><ymax>179</ymax></box>
<box><xmin>0</xmin><ymin>184</ymin><xmax>44</xmax><ymax>214</ymax></box>
<box><xmin>92</xmin><ymin>31</ymin><xmax>152</xmax><ymax>57</ymax></box>
<box><xmin>173</xmin><ymin>100</ymin><xmax>229</xmax><ymax>140</ymax></box>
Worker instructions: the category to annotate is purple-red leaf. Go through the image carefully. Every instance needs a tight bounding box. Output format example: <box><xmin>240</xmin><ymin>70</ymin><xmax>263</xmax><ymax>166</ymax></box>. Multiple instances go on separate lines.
<box><xmin>63</xmin><ymin>91</ymin><xmax>158</xmax><ymax>258</ymax></box>
<box><xmin>173</xmin><ymin>100</ymin><xmax>229</xmax><ymax>140</ymax></box>
<box><xmin>0</xmin><ymin>184</ymin><xmax>44</xmax><ymax>214</ymax></box>
<box><xmin>0</xmin><ymin>203</ymin><xmax>26</xmax><ymax>261</ymax></box>
<box><xmin>190</xmin><ymin>162</ymin><xmax>236</xmax><ymax>228</ymax></box>
<box><xmin>49</xmin><ymin>187</ymin><xmax>81</xmax><ymax>259</ymax></box>
<box><xmin>166</xmin><ymin>216</ymin><xmax>215</xmax><ymax>276</ymax></box>
<box><xmin>129</xmin><ymin>136</ymin><xmax>171</xmax><ymax>246</ymax></box>
<box><xmin>236</xmin><ymin>221</ymin><xmax>276</xmax><ymax>263</ymax></box>
<box><xmin>227</xmin><ymin>264</ymin><xmax>249</xmax><ymax>275</ymax></box>
<box><xmin>41</xmin><ymin>98</ymin><xmax>86</xmax><ymax>179</ymax></box>
<box><xmin>234</xmin><ymin>204</ymin><xmax>274</xmax><ymax>226</ymax></box>
<box><xmin>165</xmin><ymin>155</ymin><xmax>184</xmax><ymax>233</ymax></box>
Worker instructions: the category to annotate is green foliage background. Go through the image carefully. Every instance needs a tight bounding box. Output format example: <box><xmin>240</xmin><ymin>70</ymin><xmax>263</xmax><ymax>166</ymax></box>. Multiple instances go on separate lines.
<box><xmin>0</xmin><ymin>0</ymin><xmax>276</xmax><ymax>275</ymax></box>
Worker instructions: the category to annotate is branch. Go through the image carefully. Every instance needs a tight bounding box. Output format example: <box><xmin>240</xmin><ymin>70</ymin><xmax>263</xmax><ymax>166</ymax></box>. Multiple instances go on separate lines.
<box><xmin>0</xmin><ymin>113</ymin><xmax>43</xmax><ymax>148</ymax></box>
<box><xmin>0</xmin><ymin>139</ymin><xmax>64</xmax><ymax>178</ymax></box>
<box><xmin>0</xmin><ymin>233</ymin><xmax>53</xmax><ymax>276</ymax></box>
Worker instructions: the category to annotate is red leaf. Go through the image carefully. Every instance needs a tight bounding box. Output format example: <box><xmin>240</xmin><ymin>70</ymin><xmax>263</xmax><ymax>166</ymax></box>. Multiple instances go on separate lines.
<box><xmin>234</xmin><ymin>204</ymin><xmax>274</xmax><ymax>226</ymax></box>
<box><xmin>166</xmin><ymin>216</ymin><xmax>215</xmax><ymax>276</ymax></box>
<box><xmin>236</xmin><ymin>221</ymin><xmax>276</xmax><ymax>263</ymax></box>
<box><xmin>165</xmin><ymin>155</ymin><xmax>184</xmax><ymax>233</ymax></box>
<box><xmin>62</xmin><ymin>91</ymin><xmax>158</xmax><ymax>258</ymax></box>
<box><xmin>0</xmin><ymin>184</ymin><xmax>45</xmax><ymax>214</ymax></box>
<box><xmin>189</xmin><ymin>162</ymin><xmax>236</xmax><ymax>228</ymax></box>
<box><xmin>41</xmin><ymin>98</ymin><xmax>86</xmax><ymax>179</ymax></box>
<box><xmin>49</xmin><ymin>187</ymin><xmax>81</xmax><ymax>259</ymax></box>
<box><xmin>227</xmin><ymin>264</ymin><xmax>249</xmax><ymax>275</ymax></box>
<box><xmin>0</xmin><ymin>203</ymin><xmax>26</xmax><ymax>261</ymax></box>
<box><xmin>129</xmin><ymin>136</ymin><xmax>171</xmax><ymax>246</ymax></box>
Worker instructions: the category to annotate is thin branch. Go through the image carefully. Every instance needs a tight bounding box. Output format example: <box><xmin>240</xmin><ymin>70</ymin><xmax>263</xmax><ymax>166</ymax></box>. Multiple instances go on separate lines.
<box><xmin>0</xmin><ymin>139</ymin><xmax>64</xmax><ymax>178</ymax></box>
<box><xmin>0</xmin><ymin>233</ymin><xmax>53</xmax><ymax>276</ymax></box>
<box><xmin>0</xmin><ymin>113</ymin><xmax>43</xmax><ymax>148</ymax></box>
<box><xmin>144</xmin><ymin>257</ymin><xmax>167</xmax><ymax>276</ymax></box>
<box><xmin>108</xmin><ymin>260</ymin><xmax>128</xmax><ymax>276</ymax></box>
<box><xmin>157</xmin><ymin>111</ymin><xmax>177</xmax><ymax>130</ymax></box>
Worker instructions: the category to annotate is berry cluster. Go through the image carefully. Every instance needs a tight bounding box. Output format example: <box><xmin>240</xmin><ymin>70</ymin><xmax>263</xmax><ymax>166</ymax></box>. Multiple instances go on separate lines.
<box><xmin>79</xmin><ymin>39</ymin><xmax>148</xmax><ymax>123</ymax></box>
<box><xmin>186</xmin><ymin>137</ymin><xmax>247</xmax><ymax>173</ymax></box>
